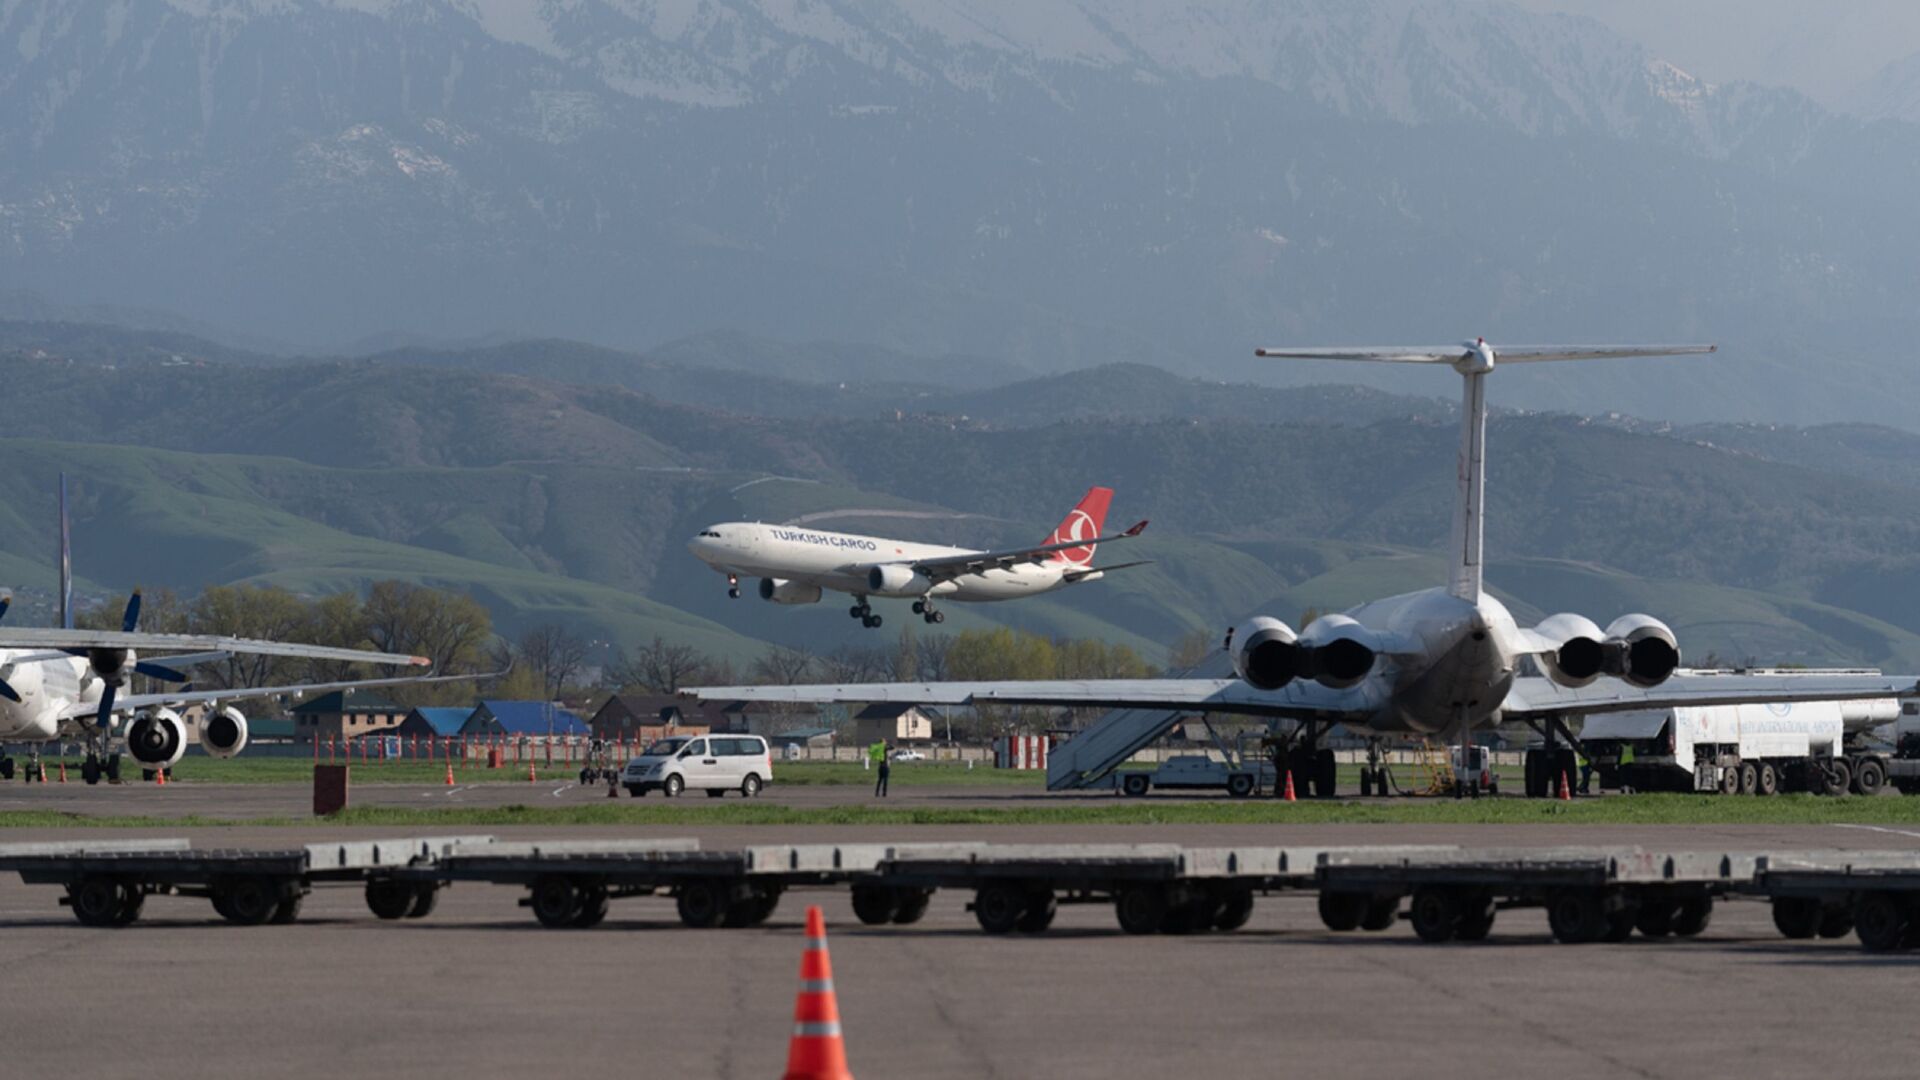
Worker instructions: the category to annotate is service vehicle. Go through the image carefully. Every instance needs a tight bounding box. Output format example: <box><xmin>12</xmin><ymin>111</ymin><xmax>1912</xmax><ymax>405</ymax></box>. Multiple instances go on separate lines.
<box><xmin>1113</xmin><ymin>754</ymin><xmax>1268</xmax><ymax>798</ymax></box>
<box><xmin>622</xmin><ymin>734</ymin><xmax>772</xmax><ymax>798</ymax></box>
<box><xmin>1579</xmin><ymin>692</ymin><xmax>1899</xmax><ymax>795</ymax></box>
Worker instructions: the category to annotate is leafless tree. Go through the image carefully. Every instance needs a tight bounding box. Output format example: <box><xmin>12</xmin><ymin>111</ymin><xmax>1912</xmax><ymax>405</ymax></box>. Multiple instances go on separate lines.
<box><xmin>608</xmin><ymin>636</ymin><xmax>713</xmax><ymax>693</ymax></box>
<box><xmin>516</xmin><ymin>622</ymin><xmax>591</xmax><ymax>700</ymax></box>
<box><xmin>751</xmin><ymin>644</ymin><xmax>816</xmax><ymax>686</ymax></box>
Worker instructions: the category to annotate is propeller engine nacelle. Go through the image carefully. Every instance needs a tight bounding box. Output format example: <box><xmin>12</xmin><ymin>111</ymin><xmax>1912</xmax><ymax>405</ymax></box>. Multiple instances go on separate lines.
<box><xmin>1231</xmin><ymin>615</ymin><xmax>1378</xmax><ymax>691</ymax></box>
<box><xmin>1532</xmin><ymin>613</ymin><xmax>1608</xmax><ymax>688</ymax></box>
<box><xmin>866</xmin><ymin>564</ymin><xmax>933</xmax><ymax>598</ymax></box>
<box><xmin>1603</xmin><ymin>614</ymin><xmax>1681</xmax><ymax>688</ymax></box>
<box><xmin>199</xmin><ymin>705</ymin><xmax>249</xmax><ymax>759</ymax></box>
<box><xmin>758</xmin><ymin>578</ymin><xmax>823</xmax><ymax>605</ymax></box>
<box><xmin>126</xmin><ymin>708</ymin><xmax>188</xmax><ymax>768</ymax></box>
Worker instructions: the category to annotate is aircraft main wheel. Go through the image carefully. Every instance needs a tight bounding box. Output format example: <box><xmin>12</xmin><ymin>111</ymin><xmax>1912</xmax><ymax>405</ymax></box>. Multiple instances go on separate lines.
<box><xmin>105</xmin><ymin>754</ymin><xmax>122</xmax><ymax>782</ymax></box>
<box><xmin>81</xmin><ymin>759</ymin><xmax>102</xmax><ymax>785</ymax></box>
<box><xmin>912</xmin><ymin>601</ymin><xmax>925</xmax><ymax>614</ymax></box>
<box><xmin>850</xmin><ymin>605</ymin><xmax>866</xmax><ymax>618</ymax></box>
<box><xmin>0</xmin><ymin>757</ymin><xmax>13</xmax><ymax>780</ymax></box>
<box><xmin>865</xmin><ymin>615</ymin><xmax>883</xmax><ymax>628</ymax></box>
<box><xmin>727</xmin><ymin>587</ymin><xmax>740</xmax><ymax>599</ymax></box>
<box><xmin>931</xmin><ymin>610</ymin><xmax>945</xmax><ymax>623</ymax></box>
<box><xmin>1313</xmin><ymin>749</ymin><xmax>1337</xmax><ymax>798</ymax></box>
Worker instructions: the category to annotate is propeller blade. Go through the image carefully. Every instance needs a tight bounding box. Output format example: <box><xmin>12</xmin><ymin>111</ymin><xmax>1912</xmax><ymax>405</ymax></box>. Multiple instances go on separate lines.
<box><xmin>121</xmin><ymin>591</ymin><xmax>142</xmax><ymax>633</ymax></box>
<box><xmin>95</xmin><ymin>683</ymin><xmax>116</xmax><ymax>731</ymax></box>
<box><xmin>0</xmin><ymin>678</ymin><xmax>18</xmax><ymax>703</ymax></box>
<box><xmin>133</xmin><ymin>661</ymin><xmax>188</xmax><ymax>683</ymax></box>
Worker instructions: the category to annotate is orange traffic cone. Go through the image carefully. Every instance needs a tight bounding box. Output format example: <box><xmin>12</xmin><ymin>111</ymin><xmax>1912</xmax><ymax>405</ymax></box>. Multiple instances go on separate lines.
<box><xmin>155</xmin><ymin>768</ymin><xmax>167</xmax><ymax>787</ymax></box>
<box><xmin>1282</xmin><ymin>769</ymin><xmax>1297</xmax><ymax>803</ymax></box>
<box><xmin>783</xmin><ymin>906</ymin><xmax>853</xmax><ymax>1080</ymax></box>
<box><xmin>527</xmin><ymin>761</ymin><xmax>537</xmax><ymax>783</ymax></box>
<box><xmin>57</xmin><ymin>760</ymin><xmax>67</xmax><ymax>784</ymax></box>
<box><xmin>444</xmin><ymin>762</ymin><xmax>456</xmax><ymax>786</ymax></box>
<box><xmin>1558</xmin><ymin>771</ymin><xmax>1572</xmax><ymax>802</ymax></box>
<box><xmin>37</xmin><ymin>761</ymin><xmax>47</xmax><ymax>783</ymax></box>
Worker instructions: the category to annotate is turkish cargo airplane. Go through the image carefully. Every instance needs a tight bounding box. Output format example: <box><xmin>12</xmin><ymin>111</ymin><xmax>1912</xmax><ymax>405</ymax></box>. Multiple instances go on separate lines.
<box><xmin>689</xmin><ymin>487</ymin><xmax>1148</xmax><ymax>627</ymax></box>
<box><xmin>690</xmin><ymin>340</ymin><xmax>1918</xmax><ymax>796</ymax></box>
<box><xmin>0</xmin><ymin>477</ymin><xmax>474</xmax><ymax>784</ymax></box>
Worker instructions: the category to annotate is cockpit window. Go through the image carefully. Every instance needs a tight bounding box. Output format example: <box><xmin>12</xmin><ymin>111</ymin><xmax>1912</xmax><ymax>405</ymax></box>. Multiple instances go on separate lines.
<box><xmin>698</xmin><ymin>530</ymin><xmax>722</xmax><ymax>538</ymax></box>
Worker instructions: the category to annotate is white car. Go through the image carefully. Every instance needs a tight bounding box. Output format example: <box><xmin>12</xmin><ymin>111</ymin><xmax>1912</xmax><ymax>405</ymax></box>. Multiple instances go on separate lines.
<box><xmin>891</xmin><ymin>749</ymin><xmax>928</xmax><ymax>762</ymax></box>
<box><xmin>623</xmin><ymin>734</ymin><xmax>773</xmax><ymax>798</ymax></box>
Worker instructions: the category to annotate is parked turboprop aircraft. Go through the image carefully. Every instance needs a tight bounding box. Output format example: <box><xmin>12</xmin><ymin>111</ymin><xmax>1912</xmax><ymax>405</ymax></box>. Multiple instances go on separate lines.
<box><xmin>0</xmin><ymin>477</ymin><xmax>473</xmax><ymax>783</ymax></box>
<box><xmin>688</xmin><ymin>340</ymin><xmax>1919</xmax><ymax>795</ymax></box>
<box><xmin>689</xmin><ymin>486</ymin><xmax>1148</xmax><ymax>627</ymax></box>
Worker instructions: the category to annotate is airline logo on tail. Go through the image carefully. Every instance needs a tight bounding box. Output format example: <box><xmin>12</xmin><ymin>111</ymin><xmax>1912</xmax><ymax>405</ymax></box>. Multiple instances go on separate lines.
<box><xmin>1046</xmin><ymin>487</ymin><xmax>1113</xmax><ymax>567</ymax></box>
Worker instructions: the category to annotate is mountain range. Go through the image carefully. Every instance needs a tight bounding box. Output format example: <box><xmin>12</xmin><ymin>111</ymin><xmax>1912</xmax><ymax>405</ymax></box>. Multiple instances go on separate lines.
<box><xmin>5</xmin><ymin>0</ymin><xmax>1920</xmax><ymax>427</ymax></box>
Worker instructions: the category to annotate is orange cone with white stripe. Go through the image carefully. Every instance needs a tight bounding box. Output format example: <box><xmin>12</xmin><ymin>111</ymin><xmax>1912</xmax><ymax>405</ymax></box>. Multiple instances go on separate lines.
<box><xmin>155</xmin><ymin>767</ymin><xmax>166</xmax><ymax>787</ymax></box>
<box><xmin>527</xmin><ymin>761</ymin><xmax>537</xmax><ymax>783</ymax></box>
<box><xmin>57</xmin><ymin>760</ymin><xmax>67</xmax><ymax>783</ymax></box>
<box><xmin>1282</xmin><ymin>768</ymin><xmax>1297</xmax><ymax>803</ymax></box>
<box><xmin>1558</xmin><ymin>771</ymin><xmax>1572</xmax><ymax>802</ymax></box>
<box><xmin>444</xmin><ymin>762</ymin><xmax>455</xmax><ymax>786</ymax></box>
<box><xmin>782</xmin><ymin>905</ymin><xmax>853</xmax><ymax>1080</ymax></box>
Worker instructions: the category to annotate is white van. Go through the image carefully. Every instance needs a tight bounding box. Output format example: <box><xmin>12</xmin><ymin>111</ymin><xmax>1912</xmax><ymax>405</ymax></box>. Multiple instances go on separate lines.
<box><xmin>623</xmin><ymin>734</ymin><xmax>772</xmax><ymax>798</ymax></box>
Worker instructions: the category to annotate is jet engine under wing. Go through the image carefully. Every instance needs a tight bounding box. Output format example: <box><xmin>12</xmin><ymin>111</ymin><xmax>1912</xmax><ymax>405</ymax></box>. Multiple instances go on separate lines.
<box><xmin>873</xmin><ymin>521</ymin><xmax>1149</xmax><ymax>583</ymax></box>
<box><xmin>686</xmin><ymin>675</ymin><xmax>1384</xmax><ymax>721</ymax></box>
<box><xmin>0</xmin><ymin>629</ymin><xmax>429</xmax><ymax>667</ymax></box>
<box><xmin>56</xmin><ymin>670</ymin><xmax>498</xmax><ymax>726</ymax></box>
<box><xmin>1503</xmin><ymin>672</ymin><xmax>1920</xmax><ymax>719</ymax></box>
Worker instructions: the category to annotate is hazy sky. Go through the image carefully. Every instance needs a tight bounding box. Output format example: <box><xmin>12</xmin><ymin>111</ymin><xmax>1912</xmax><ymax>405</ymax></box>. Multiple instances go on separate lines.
<box><xmin>1514</xmin><ymin>0</ymin><xmax>1920</xmax><ymax>105</ymax></box>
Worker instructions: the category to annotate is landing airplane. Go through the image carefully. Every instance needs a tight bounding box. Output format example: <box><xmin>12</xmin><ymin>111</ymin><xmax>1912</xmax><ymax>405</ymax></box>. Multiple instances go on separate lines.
<box><xmin>0</xmin><ymin>477</ymin><xmax>473</xmax><ymax>783</ymax></box>
<box><xmin>688</xmin><ymin>340</ymin><xmax>1918</xmax><ymax>795</ymax></box>
<box><xmin>689</xmin><ymin>486</ymin><xmax>1148</xmax><ymax>627</ymax></box>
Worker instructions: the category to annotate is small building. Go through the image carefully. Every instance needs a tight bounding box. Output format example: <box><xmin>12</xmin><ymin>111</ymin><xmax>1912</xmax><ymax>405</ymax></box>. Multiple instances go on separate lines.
<box><xmin>703</xmin><ymin>700</ymin><xmax>821</xmax><ymax>735</ymax></box>
<box><xmin>850</xmin><ymin>703</ymin><xmax>936</xmax><ymax>746</ymax></box>
<box><xmin>587</xmin><ymin>695</ymin><xmax>719</xmax><ymax>744</ymax></box>
<box><xmin>767</xmin><ymin>727</ymin><xmax>836</xmax><ymax>751</ymax></box>
<box><xmin>461</xmin><ymin>699</ymin><xmax>590</xmax><ymax>740</ymax></box>
<box><xmin>290</xmin><ymin>690</ymin><xmax>407</xmax><ymax>744</ymax></box>
<box><xmin>396</xmin><ymin>707</ymin><xmax>475</xmax><ymax>739</ymax></box>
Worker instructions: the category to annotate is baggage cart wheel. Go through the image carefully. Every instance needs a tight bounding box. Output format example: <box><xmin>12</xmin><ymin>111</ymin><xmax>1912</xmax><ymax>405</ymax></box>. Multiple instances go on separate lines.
<box><xmin>1114</xmin><ymin>885</ymin><xmax>1168</xmax><ymax>936</ymax></box>
<box><xmin>1770</xmin><ymin>897</ymin><xmax>1819</xmax><ymax>939</ymax></box>
<box><xmin>1547</xmin><ymin>889</ymin><xmax>1608</xmax><ymax>944</ymax></box>
<box><xmin>70</xmin><ymin>877</ymin><xmax>125</xmax><ymax>928</ymax></box>
<box><xmin>573</xmin><ymin>889</ymin><xmax>610</xmax><ymax>929</ymax></box>
<box><xmin>366</xmin><ymin>879</ymin><xmax>415</xmax><ymax>921</ymax></box>
<box><xmin>1602</xmin><ymin>905</ymin><xmax>1637</xmax><ymax>943</ymax></box>
<box><xmin>1816</xmin><ymin>908</ymin><xmax>1854</xmax><ymax>939</ymax></box>
<box><xmin>1212</xmin><ymin>888</ymin><xmax>1255</xmax><ymax>932</ymax></box>
<box><xmin>218</xmin><ymin>879</ymin><xmax>279</xmax><ymax>926</ymax></box>
<box><xmin>674</xmin><ymin>879</ymin><xmax>726</xmax><ymax>929</ymax></box>
<box><xmin>891</xmin><ymin>889</ymin><xmax>931</xmax><ymax>925</ymax></box>
<box><xmin>1121</xmin><ymin>773</ymin><xmax>1150</xmax><ymax>797</ymax></box>
<box><xmin>405</xmin><ymin>885</ymin><xmax>439</xmax><ymax>919</ymax></box>
<box><xmin>1635</xmin><ymin>900</ymin><xmax>1678</xmax><ymax>938</ymax></box>
<box><xmin>851</xmin><ymin>885</ymin><xmax>902</xmax><ymax>926</ymax></box>
<box><xmin>1017</xmin><ymin>890</ymin><xmax>1057</xmax><ymax>933</ymax></box>
<box><xmin>1454</xmin><ymin>895</ymin><xmax>1496</xmax><ymax>942</ymax></box>
<box><xmin>1672</xmin><ymin>896</ymin><xmax>1713</xmax><ymax>937</ymax></box>
<box><xmin>532</xmin><ymin>877</ymin><xmax>585</xmax><ymax>929</ymax></box>
<box><xmin>1226</xmin><ymin>773</ymin><xmax>1255</xmax><ymax>798</ymax></box>
<box><xmin>1408</xmin><ymin>887</ymin><xmax>1458</xmax><ymax>943</ymax></box>
<box><xmin>972</xmin><ymin>883</ymin><xmax>1027</xmax><ymax>934</ymax></box>
<box><xmin>271</xmin><ymin>894</ymin><xmax>305</xmax><ymax>925</ymax></box>
<box><xmin>1852</xmin><ymin>892</ymin><xmax>1912</xmax><ymax>952</ymax></box>
<box><xmin>115</xmin><ymin>883</ymin><xmax>145</xmax><ymax>926</ymax></box>
<box><xmin>1317</xmin><ymin>891</ymin><xmax>1367</xmax><ymax>932</ymax></box>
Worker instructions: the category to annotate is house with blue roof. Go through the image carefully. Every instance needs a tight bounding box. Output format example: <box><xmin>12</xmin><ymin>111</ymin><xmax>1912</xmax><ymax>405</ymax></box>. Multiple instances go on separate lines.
<box><xmin>461</xmin><ymin>700</ymin><xmax>591</xmax><ymax>739</ymax></box>
<box><xmin>397</xmin><ymin>706</ymin><xmax>476</xmax><ymax>739</ymax></box>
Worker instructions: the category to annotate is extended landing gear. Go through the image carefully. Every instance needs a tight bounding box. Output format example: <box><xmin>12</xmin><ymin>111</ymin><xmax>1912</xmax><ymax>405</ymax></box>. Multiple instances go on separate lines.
<box><xmin>726</xmin><ymin>574</ymin><xmax>740</xmax><ymax>599</ymax></box>
<box><xmin>910</xmin><ymin>599</ymin><xmax>946</xmax><ymax>625</ymax></box>
<box><xmin>79</xmin><ymin>751</ymin><xmax>121</xmax><ymax>786</ymax></box>
<box><xmin>848</xmin><ymin>598</ymin><xmax>883</xmax><ymax>629</ymax></box>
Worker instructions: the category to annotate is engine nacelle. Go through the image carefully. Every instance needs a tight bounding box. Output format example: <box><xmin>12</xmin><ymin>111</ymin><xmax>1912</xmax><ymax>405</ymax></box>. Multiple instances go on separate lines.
<box><xmin>199</xmin><ymin>705</ymin><xmax>249</xmax><ymax>759</ymax></box>
<box><xmin>1603</xmin><ymin>614</ymin><xmax>1681</xmax><ymax>688</ymax></box>
<box><xmin>126</xmin><ymin>708</ymin><xmax>188</xmax><ymax>768</ymax></box>
<box><xmin>1531</xmin><ymin>613</ymin><xmax>1608</xmax><ymax>688</ymax></box>
<box><xmin>1232</xmin><ymin>616</ymin><xmax>1300</xmax><ymax>691</ymax></box>
<box><xmin>758</xmin><ymin>578</ymin><xmax>823</xmax><ymax>605</ymax></box>
<box><xmin>866</xmin><ymin>564</ymin><xmax>933</xmax><ymax>598</ymax></box>
<box><xmin>1295</xmin><ymin>614</ymin><xmax>1379</xmax><ymax>690</ymax></box>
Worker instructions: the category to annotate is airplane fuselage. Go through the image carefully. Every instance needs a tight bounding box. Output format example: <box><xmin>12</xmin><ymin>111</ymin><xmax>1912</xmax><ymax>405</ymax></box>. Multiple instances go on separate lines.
<box><xmin>0</xmin><ymin>651</ymin><xmax>99</xmax><ymax>742</ymax></box>
<box><xmin>690</xmin><ymin>523</ymin><xmax>1089</xmax><ymax>602</ymax></box>
<box><xmin>1330</xmin><ymin>587</ymin><xmax>1523</xmax><ymax>738</ymax></box>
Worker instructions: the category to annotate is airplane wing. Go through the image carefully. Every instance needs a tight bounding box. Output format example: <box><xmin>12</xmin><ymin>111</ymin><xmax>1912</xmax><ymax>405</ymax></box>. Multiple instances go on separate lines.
<box><xmin>1063</xmin><ymin>560</ymin><xmax>1152</xmax><ymax>583</ymax></box>
<box><xmin>684</xmin><ymin>676</ymin><xmax>1382</xmax><ymax>721</ymax></box>
<box><xmin>56</xmin><ymin>671</ymin><xmax>496</xmax><ymax>724</ymax></box>
<box><xmin>1255</xmin><ymin>345</ymin><xmax>1716</xmax><ymax>364</ymax></box>
<box><xmin>1503</xmin><ymin>673</ymin><xmax>1920</xmax><ymax>719</ymax></box>
<box><xmin>0</xmin><ymin>629</ymin><xmax>428</xmax><ymax>667</ymax></box>
<box><xmin>880</xmin><ymin>521</ymin><xmax>1149</xmax><ymax>583</ymax></box>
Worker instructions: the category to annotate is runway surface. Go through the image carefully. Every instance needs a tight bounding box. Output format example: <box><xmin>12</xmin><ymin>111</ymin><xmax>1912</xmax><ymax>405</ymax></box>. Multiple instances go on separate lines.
<box><xmin>4</xmin><ymin>820</ymin><xmax>1920</xmax><ymax>1079</ymax></box>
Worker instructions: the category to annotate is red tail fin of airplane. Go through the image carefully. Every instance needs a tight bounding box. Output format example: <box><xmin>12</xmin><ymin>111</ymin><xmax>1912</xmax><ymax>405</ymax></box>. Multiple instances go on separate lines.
<box><xmin>1045</xmin><ymin>487</ymin><xmax>1113</xmax><ymax>567</ymax></box>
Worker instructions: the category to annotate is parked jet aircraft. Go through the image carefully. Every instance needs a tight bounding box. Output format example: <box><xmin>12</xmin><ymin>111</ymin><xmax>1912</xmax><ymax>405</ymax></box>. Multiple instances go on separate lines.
<box><xmin>689</xmin><ymin>486</ymin><xmax>1148</xmax><ymax>627</ymax></box>
<box><xmin>689</xmin><ymin>340</ymin><xmax>1918</xmax><ymax>795</ymax></box>
<box><xmin>0</xmin><ymin>477</ymin><xmax>473</xmax><ymax>783</ymax></box>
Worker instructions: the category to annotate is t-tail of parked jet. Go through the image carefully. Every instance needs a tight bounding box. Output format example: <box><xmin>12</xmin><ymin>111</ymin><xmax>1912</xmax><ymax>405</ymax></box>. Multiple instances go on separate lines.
<box><xmin>1254</xmin><ymin>340</ymin><xmax>1717</xmax><ymax>602</ymax></box>
<box><xmin>1044</xmin><ymin>486</ymin><xmax>1114</xmax><ymax>569</ymax></box>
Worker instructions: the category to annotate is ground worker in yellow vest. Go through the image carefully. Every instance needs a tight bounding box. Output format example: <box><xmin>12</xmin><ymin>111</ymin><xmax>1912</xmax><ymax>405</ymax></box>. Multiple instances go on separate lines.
<box><xmin>870</xmin><ymin>741</ymin><xmax>891</xmax><ymax>797</ymax></box>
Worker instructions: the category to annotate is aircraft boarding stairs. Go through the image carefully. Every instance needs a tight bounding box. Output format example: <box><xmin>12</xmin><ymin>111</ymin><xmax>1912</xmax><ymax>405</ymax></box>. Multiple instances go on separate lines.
<box><xmin>1045</xmin><ymin>649</ymin><xmax>1240</xmax><ymax>792</ymax></box>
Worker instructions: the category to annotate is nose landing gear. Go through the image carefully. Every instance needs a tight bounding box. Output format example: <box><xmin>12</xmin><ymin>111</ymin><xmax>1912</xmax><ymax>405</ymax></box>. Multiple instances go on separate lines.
<box><xmin>726</xmin><ymin>575</ymin><xmax>740</xmax><ymax>599</ymax></box>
